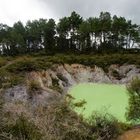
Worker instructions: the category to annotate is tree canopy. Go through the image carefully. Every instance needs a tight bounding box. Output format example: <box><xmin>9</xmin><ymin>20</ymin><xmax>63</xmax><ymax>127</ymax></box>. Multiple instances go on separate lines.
<box><xmin>0</xmin><ymin>11</ymin><xmax>140</xmax><ymax>56</ymax></box>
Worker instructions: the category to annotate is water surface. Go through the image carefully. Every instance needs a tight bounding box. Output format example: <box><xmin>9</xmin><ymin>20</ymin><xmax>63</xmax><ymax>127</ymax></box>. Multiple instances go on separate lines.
<box><xmin>69</xmin><ymin>83</ymin><xmax>129</xmax><ymax>122</ymax></box>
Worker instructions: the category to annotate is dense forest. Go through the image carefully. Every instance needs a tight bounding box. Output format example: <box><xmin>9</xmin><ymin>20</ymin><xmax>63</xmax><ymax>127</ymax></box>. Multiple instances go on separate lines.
<box><xmin>0</xmin><ymin>11</ymin><xmax>140</xmax><ymax>56</ymax></box>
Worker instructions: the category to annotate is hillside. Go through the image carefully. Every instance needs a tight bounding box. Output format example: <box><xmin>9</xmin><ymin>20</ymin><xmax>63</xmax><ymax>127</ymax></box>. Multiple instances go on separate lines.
<box><xmin>0</xmin><ymin>54</ymin><xmax>140</xmax><ymax>140</ymax></box>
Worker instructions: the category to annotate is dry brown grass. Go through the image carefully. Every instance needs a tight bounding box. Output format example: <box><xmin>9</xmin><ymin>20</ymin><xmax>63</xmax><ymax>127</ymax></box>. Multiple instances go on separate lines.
<box><xmin>2</xmin><ymin>99</ymin><xmax>92</xmax><ymax>140</ymax></box>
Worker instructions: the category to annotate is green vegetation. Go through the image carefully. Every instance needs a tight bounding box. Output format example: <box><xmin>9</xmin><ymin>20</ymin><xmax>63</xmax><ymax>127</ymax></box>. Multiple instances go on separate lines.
<box><xmin>126</xmin><ymin>77</ymin><xmax>140</xmax><ymax>122</ymax></box>
<box><xmin>8</xmin><ymin>115</ymin><xmax>43</xmax><ymax>140</ymax></box>
<box><xmin>49</xmin><ymin>77</ymin><xmax>63</xmax><ymax>93</ymax></box>
<box><xmin>0</xmin><ymin>53</ymin><xmax>139</xmax><ymax>89</ymax></box>
<box><xmin>0</xmin><ymin>99</ymin><xmax>42</xmax><ymax>140</ymax></box>
<box><xmin>111</xmin><ymin>69</ymin><xmax>121</xmax><ymax>80</ymax></box>
<box><xmin>0</xmin><ymin>97</ymin><xmax>129</xmax><ymax>140</ymax></box>
<box><xmin>27</xmin><ymin>80</ymin><xmax>42</xmax><ymax>96</ymax></box>
<box><xmin>0</xmin><ymin>69</ymin><xmax>24</xmax><ymax>89</ymax></box>
<box><xmin>0</xmin><ymin>10</ymin><xmax>139</xmax><ymax>140</ymax></box>
<box><xmin>0</xmin><ymin>11</ymin><xmax>139</xmax><ymax>56</ymax></box>
<box><xmin>6</xmin><ymin>57</ymin><xmax>52</xmax><ymax>73</ymax></box>
<box><xmin>5</xmin><ymin>53</ymin><xmax>140</xmax><ymax>72</ymax></box>
<box><xmin>88</xmin><ymin>113</ymin><xmax>125</xmax><ymax>140</ymax></box>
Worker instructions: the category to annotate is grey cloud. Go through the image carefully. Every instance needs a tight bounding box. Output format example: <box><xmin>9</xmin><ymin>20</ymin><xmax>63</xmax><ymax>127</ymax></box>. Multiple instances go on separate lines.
<box><xmin>0</xmin><ymin>0</ymin><xmax>139</xmax><ymax>25</ymax></box>
<box><xmin>39</xmin><ymin>0</ymin><xmax>140</xmax><ymax>23</ymax></box>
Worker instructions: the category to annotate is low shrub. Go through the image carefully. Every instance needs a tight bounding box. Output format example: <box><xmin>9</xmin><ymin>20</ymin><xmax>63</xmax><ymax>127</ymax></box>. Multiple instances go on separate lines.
<box><xmin>40</xmin><ymin>100</ymin><xmax>93</xmax><ymax>140</ymax></box>
<box><xmin>0</xmin><ymin>96</ymin><xmax>131</xmax><ymax>140</ymax></box>
<box><xmin>0</xmin><ymin>57</ymin><xmax>8</xmax><ymax>68</ymax></box>
<box><xmin>6</xmin><ymin>58</ymin><xmax>52</xmax><ymax>73</ymax></box>
<box><xmin>27</xmin><ymin>80</ymin><xmax>42</xmax><ymax>96</ymax></box>
<box><xmin>88</xmin><ymin>112</ymin><xmax>122</xmax><ymax>140</ymax></box>
<box><xmin>0</xmin><ymin>70</ymin><xmax>24</xmax><ymax>89</ymax></box>
<box><xmin>126</xmin><ymin>77</ymin><xmax>140</xmax><ymax>122</ymax></box>
<box><xmin>3</xmin><ymin>53</ymin><xmax>140</xmax><ymax>77</ymax></box>
<box><xmin>50</xmin><ymin>77</ymin><xmax>63</xmax><ymax>93</ymax></box>
<box><xmin>6</xmin><ymin>59</ymin><xmax>40</xmax><ymax>73</ymax></box>
<box><xmin>9</xmin><ymin>115</ymin><xmax>42</xmax><ymax>140</ymax></box>
<box><xmin>127</xmin><ymin>77</ymin><xmax>140</xmax><ymax>94</ymax></box>
<box><xmin>111</xmin><ymin>69</ymin><xmax>122</xmax><ymax>80</ymax></box>
<box><xmin>49</xmin><ymin>85</ymin><xmax>63</xmax><ymax>93</ymax></box>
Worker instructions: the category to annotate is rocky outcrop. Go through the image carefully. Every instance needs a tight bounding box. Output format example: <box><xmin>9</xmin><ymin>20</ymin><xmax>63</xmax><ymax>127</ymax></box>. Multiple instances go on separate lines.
<box><xmin>109</xmin><ymin>64</ymin><xmax>140</xmax><ymax>84</ymax></box>
<box><xmin>3</xmin><ymin>64</ymin><xmax>140</xmax><ymax>106</ymax></box>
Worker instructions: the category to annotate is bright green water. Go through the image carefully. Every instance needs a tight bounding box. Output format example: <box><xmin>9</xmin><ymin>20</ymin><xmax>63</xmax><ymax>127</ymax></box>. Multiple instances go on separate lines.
<box><xmin>69</xmin><ymin>83</ymin><xmax>129</xmax><ymax>122</ymax></box>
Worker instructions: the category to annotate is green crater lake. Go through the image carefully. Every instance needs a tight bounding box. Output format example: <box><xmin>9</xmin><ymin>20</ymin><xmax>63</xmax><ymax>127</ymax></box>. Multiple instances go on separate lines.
<box><xmin>69</xmin><ymin>83</ymin><xmax>129</xmax><ymax>122</ymax></box>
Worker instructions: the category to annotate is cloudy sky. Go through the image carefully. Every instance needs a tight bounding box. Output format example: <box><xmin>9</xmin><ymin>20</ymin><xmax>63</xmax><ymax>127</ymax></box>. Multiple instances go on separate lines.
<box><xmin>0</xmin><ymin>0</ymin><xmax>139</xmax><ymax>26</ymax></box>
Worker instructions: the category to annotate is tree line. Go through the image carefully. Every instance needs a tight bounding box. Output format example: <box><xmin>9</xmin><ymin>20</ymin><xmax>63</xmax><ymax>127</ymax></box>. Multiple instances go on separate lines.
<box><xmin>0</xmin><ymin>11</ymin><xmax>140</xmax><ymax>56</ymax></box>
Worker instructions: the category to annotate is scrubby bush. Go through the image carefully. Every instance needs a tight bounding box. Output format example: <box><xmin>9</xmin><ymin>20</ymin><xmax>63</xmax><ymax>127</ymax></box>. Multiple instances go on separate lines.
<box><xmin>27</xmin><ymin>80</ymin><xmax>42</xmax><ymax>96</ymax></box>
<box><xmin>6</xmin><ymin>59</ymin><xmax>40</xmax><ymax>73</ymax></box>
<box><xmin>0</xmin><ymin>96</ymin><xmax>131</xmax><ymax>140</ymax></box>
<box><xmin>6</xmin><ymin>58</ymin><xmax>52</xmax><ymax>73</ymax></box>
<box><xmin>88</xmin><ymin>112</ymin><xmax>121</xmax><ymax>140</ymax></box>
<box><xmin>111</xmin><ymin>69</ymin><xmax>122</xmax><ymax>80</ymax></box>
<box><xmin>1</xmin><ymin>53</ymin><xmax>140</xmax><ymax>88</ymax></box>
<box><xmin>0</xmin><ymin>69</ymin><xmax>24</xmax><ymax>89</ymax></box>
<box><xmin>0</xmin><ymin>97</ymin><xmax>43</xmax><ymax>140</ymax></box>
<box><xmin>0</xmin><ymin>57</ymin><xmax>8</xmax><ymax>68</ymax></box>
<box><xmin>126</xmin><ymin>77</ymin><xmax>140</xmax><ymax>122</ymax></box>
<box><xmin>39</xmin><ymin>100</ymin><xmax>93</xmax><ymax>140</ymax></box>
<box><xmin>0</xmin><ymin>97</ymin><xmax>16</xmax><ymax>140</ymax></box>
<box><xmin>0</xmin><ymin>115</ymin><xmax>42</xmax><ymax>140</ymax></box>
<box><xmin>127</xmin><ymin>77</ymin><xmax>140</xmax><ymax>94</ymax></box>
<box><xmin>50</xmin><ymin>77</ymin><xmax>63</xmax><ymax>93</ymax></box>
<box><xmin>9</xmin><ymin>115</ymin><xmax>42</xmax><ymax>140</ymax></box>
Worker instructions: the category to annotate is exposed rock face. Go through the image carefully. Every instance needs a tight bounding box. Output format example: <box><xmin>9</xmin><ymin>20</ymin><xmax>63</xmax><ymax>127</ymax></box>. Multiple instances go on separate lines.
<box><xmin>3</xmin><ymin>64</ymin><xmax>140</xmax><ymax>106</ymax></box>
<box><xmin>4</xmin><ymin>85</ymin><xmax>60</xmax><ymax>106</ymax></box>
<box><xmin>4</xmin><ymin>86</ymin><xmax>27</xmax><ymax>102</ymax></box>
<box><xmin>93</xmin><ymin>66</ymin><xmax>111</xmax><ymax>83</ymax></box>
<box><xmin>109</xmin><ymin>65</ymin><xmax>140</xmax><ymax>84</ymax></box>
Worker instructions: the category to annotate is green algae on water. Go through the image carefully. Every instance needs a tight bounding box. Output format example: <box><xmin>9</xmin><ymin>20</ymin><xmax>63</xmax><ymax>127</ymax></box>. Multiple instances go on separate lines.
<box><xmin>69</xmin><ymin>83</ymin><xmax>129</xmax><ymax>122</ymax></box>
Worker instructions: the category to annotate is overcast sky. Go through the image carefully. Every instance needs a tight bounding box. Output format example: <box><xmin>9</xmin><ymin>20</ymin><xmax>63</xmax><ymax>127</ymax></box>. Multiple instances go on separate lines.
<box><xmin>0</xmin><ymin>0</ymin><xmax>139</xmax><ymax>26</ymax></box>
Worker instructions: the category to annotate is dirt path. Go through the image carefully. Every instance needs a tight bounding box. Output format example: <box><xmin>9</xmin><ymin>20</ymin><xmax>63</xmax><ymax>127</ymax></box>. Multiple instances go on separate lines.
<box><xmin>118</xmin><ymin>128</ymin><xmax>140</xmax><ymax>140</ymax></box>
